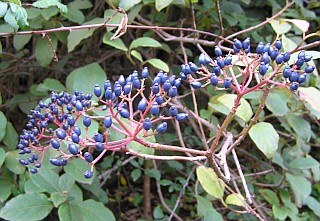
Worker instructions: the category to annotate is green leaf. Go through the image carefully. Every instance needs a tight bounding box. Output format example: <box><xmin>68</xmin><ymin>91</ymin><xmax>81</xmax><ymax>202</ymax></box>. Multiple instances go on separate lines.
<box><xmin>286</xmin><ymin>114</ymin><xmax>311</xmax><ymax>141</ymax></box>
<box><xmin>50</xmin><ymin>192</ymin><xmax>67</xmax><ymax>208</ymax></box>
<box><xmin>272</xmin><ymin>205</ymin><xmax>288</xmax><ymax>220</ymax></box>
<box><xmin>66</xmin><ymin>62</ymin><xmax>106</xmax><ymax>100</ymax></box>
<box><xmin>0</xmin><ymin>111</ymin><xmax>7</xmax><ymax>141</ymax></box>
<box><xmin>288</xmin><ymin>157</ymin><xmax>319</xmax><ymax>170</ymax></box>
<box><xmin>103</xmin><ymin>32</ymin><xmax>128</xmax><ymax>51</ymax></box>
<box><xmin>3</xmin><ymin>122</ymin><xmax>18</xmax><ymax>150</ymax></box>
<box><xmin>103</xmin><ymin>9</ymin><xmax>124</xmax><ymax>32</ymax></box>
<box><xmin>67</xmin><ymin>18</ymin><xmax>103</xmax><ymax>52</ymax></box>
<box><xmin>155</xmin><ymin>0</ymin><xmax>174</xmax><ymax>11</ymax></box>
<box><xmin>269</xmin><ymin>19</ymin><xmax>291</xmax><ymax>35</ymax></box>
<box><xmin>0</xmin><ymin>193</ymin><xmax>53</xmax><ymax>221</ymax></box>
<box><xmin>204</xmin><ymin>208</ymin><xmax>224</xmax><ymax>221</ymax></box>
<box><xmin>281</xmin><ymin>34</ymin><xmax>298</xmax><ymax>52</ymax></box>
<box><xmin>63</xmin><ymin>7</ymin><xmax>84</xmax><ymax>24</ymax></box>
<box><xmin>37</xmin><ymin>78</ymin><xmax>66</xmax><ymax>92</ymax></box>
<box><xmin>131</xmin><ymin>50</ymin><xmax>143</xmax><ymax>62</ymax></box>
<box><xmin>153</xmin><ymin>205</ymin><xmax>164</xmax><ymax>219</ymax></box>
<box><xmin>286</xmin><ymin>173</ymin><xmax>311</xmax><ymax>204</ymax></box>
<box><xmin>59</xmin><ymin>173</ymin><xmax>75</xmax><ymax>193</ymax></box>
<box><xmin>259</xmin><ymin>189</ymin><xmax>279</xmax><ymax>206</ymax></box>
<box><xmin>35</xmin><ymin>35</ymin><xmax>57</xmax><ymax>66</ymax></box>
<box><xmin>265</xmin><ymin>89</ymin><xmax>288</xmax><ymax>116</ymax></box>
<box><xmin>81</xmin><ymin>177</ymin><xmax>108</xmax><ymax>204</ymax></box>
<box><xmin>249</xmin><ymin>122</ymin><xmax>279</xmax><ymax>159</ymax></box>
<box><xmin>298</xmin><ymin>87</ymin><xmax>320</xmax><ymax>119</ymax></box>
<box><xmin>208</xmin><ymin>94</ymin><xmax>253</xmax><ymax>122</ymax></box>
<box><xmin>127</xmin><ymin>129</ymin><xmax>155</xmax><ymax>155</ymax></box>
<box><xmin>0</xmin><ymin>179</ymin><xmax>13</xmax><ymax>202</ymax></box>
<box><xmin>30</xmin><ymin>166</ymin><xmax>60</xmax><ymax>193</ymax></box>
<box><xmin>33</xmin><ymin>0</ymin><xmax>68</xmax><ymax>13</ymax></box>
<box><xmin>225</xmin><ymin>193</ymin><xmax>246</xmax><ymax>207</ymax></box>
<box><xmin>129</xmin><ymin>37</ymin><xmax>162</xmax><ymax>50</ymax></box>
<box><xmin>58</xmin><ymin>200</ymin><xmax>115</xmax><ymax>221</ymax></box>
<box><xmin>283</xmin><ymin>19</ymin><xmax>309</xmax><ymax>32</ymax></box>
<box><xmin>24</xmin><ymin>178</ymin><xmax>46</xmax><ymax>193</ymax></box>
<box><xmin>0</xmin><ymin>2</ymin><xmax>8</xmax><ymax>18</ymax></box>
<box><xmin>64</xmin><ymin>158</ymin><xmax>95</xmax><ymax>184</ymax></box>
<box><xmin>40</xmin><ymin>7</ymin><xmax>59</xmax><ymax>20</ymax></box>
<box><xmin>306</xmin><ymin>196</ymin><xmax>320</xmax><ymax>217</ymax></box>
<box><xmin>131</xmin><ymin>168</ymin><xmax>141</xmax><ymax>182</ymax></box>
<box><xmin>0</xmin><ymin>148</ymin><xmax>5</xmax><ymax>167</ymax></box>
<box><xmin>13</xmin><ymin>34</ymin><xmax>32</xmax><ymax>51</ymax></box>
<box><xmin>119</xmin><ymin>0</ymin><xmax>142</xmax><ymax>11</ymax></box>
<box><xmin>5</xmin><ymin>150</ymin><xmax>25</xmax><ymax>174</ymax></box>
<box><xmin>146</xmin><ymin>58</ymin><xmax>169</xmax><ymax>72</ymax></box>
<box><xmin>68</xmin><ymin>0</ymin><xmax>93</xmax><ymax>10</ymax></box>
<box><xmin>196</xmin><ymin>166</ymin><xmax>225</xmax><ymax>199</ymax></box>
<box><xmin>145</xmin><ymin>168</ymin><xmax>161</xmax><ymax>181</ymax></box>
<box><xmin>195</xmin><ymin>195</ymin><xmax>213</xmax><ymax>217</ymax></box>
<box><xmin>4</xmin><ymin>9</ymin><xmax>18</xmax><ymax>31</ymax></box>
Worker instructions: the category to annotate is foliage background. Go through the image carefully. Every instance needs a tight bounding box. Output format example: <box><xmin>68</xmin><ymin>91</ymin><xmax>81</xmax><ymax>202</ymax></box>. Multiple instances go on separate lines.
<box><xmin>0</xmin><ymin>0</ymin><xmax>320</xmax><ymax>220</ymax></box>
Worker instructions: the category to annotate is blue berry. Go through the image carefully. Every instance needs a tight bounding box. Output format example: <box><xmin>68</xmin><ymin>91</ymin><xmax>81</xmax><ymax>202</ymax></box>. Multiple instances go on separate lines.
<box><xmin>141</xmin><ymin>67</ymin><xmax>149</xmax><ymax>78</ymax></box>
<box><xmin>152</xmin><ymin>83</ymin><xmax>160</xmax><ymax>94</ymax></box>
<box><xmin>35</xmin><ymin>162</ymin><xmax>41</xmax><ymax>168</ymax></box>
<box><xmin>19</xmin><ymin>158</ymin><xmax>28</xmax><ymax>165</ymax></box>
<box><xmin>84</xmin><ymin>170</ymin><xmax>93</xmax><ymax>178</ymax></box>
<box><xmin>84</xmin><ymin>152</ymin><xmax>94</xmax><ymax>163</ymax></box>
<box><xmin>67</xmin><ymin>115</ymin><xmax>75</xmax><ymax>126</ymax></box>
<box><xmin>169</xmin><ymin>106</ymin><xmax>178</xmax><ymax>117</ymax></box>
<box><xmin>210</xmin><ymin>74</ymin><xmax>219</xmax><ymax>86</ymax></box>
<box><xmin>104</xmin><ymin>115</ymin><xmax>112</xmax><ymax>128</ymax></box>
<box><xmin>75</xmin><ymin>101</ymin><xmax>83</xmax><ymax>111</ymax></box>
<box><xmin>233</xmin><ymin>38</ymin><xmax>242</xmax><ymax>49</ymax></box>
<box><xmin>168</xmin><ymin>86</ymin><xmax>177</xmax><ymax>97</ymax></box>
<box><xmin>261</xmin><ymin>52</ymin><xmax>270</xmax><ymax>64</ymax></box>
<box><xmin>119</xmin><ymin>108</ymin><xmax>130</xmax><ymax>118</ymax></box>
<box><xmin>298</xmin><ymin>50</ymin><xmax>305</xmax><ymax>60</ymax></box>
<box><xmin>50</xmin><ymin>158</ymin><xmax>61</xmax><ymax>166</ymax></box>
<box><xmin>259</xmin><ymin>62</ymin><xmax>268</xmax><ymax>75</ymax></box>
<box><xmin>263</xmin><ymin>43</ymin><xmax>270</xmax><ymax>53</ymax></box>
<box><xmin>133</xmin><ymin>77</ymin><xmax>141</xmax><ymax>89</ymax></box>
<box><xmin>138</xmin><ymin>98</ymin><xmax>147</xmax><ymax>112</ymax></box>
<box><xmin>275</xmin><ymin>39</ymin><xmax>282</xmax><ymax>50</ymax></box>
<box><xmin>68</xmin><ymin>143</ymin><xmax>79</xmax><ymax>155</ymax></box>
<box><xmin>28</xmin><ymin>157</ymin><xmax>34</xmax><ymax>163</ymax></box>
<box><xmin>216</xmin><ymin>58</ymin><xmax>225</xmax><ymax>68</ymax></box>
<box><xmin>60</xmin><ymin>158</ymin><xmax>68</xmax><ymax>166</ymax></box>
<box><xmin>224</xmin><ymin>55</ymin><xmax>232</xmax><ymax>65</ymax></box>
<box><xmin>174</xmin><ymin>78</ymin><xmax>181</xmax><ymax>88</ymax></box>
<box><xmin>176</xmin><ymin>113</ymin><xmax>188</xmax><ymax>121</ymax></box>
<box><xmin>188</xmin><ymin>62</ymin><xmax>198</xmax><ymax>72</ymax></box>
<box><xmin>199</xmin><ymin>53</ymin><xmax>211</xmax><ymax>65</ymax></box>
<box><xmin>183</xmin><ymin>64</ymin><xmax>192</xmax><ymax>74</ymax></box>
<box><xmin>224</xmin><ymin>78</ymin><xmax>232</xmax><ymax>88</ymax></box>
<box><xmin>114</xmin><ymin>85</ymin><xmax>122</xmax><ymax>96</ymax></box>
<box><xmin>73</xmin><ymin>125</ymin><xmax>81</xmax><ymax>136</ymax></box>
<box><xmin>150</xmin><ymin>103</ymin><xmax>160</xmax><ymax>116</ymax></box>
<box><xmin>213</xmin><ymin>65</ymin><xmax>221</xmax><ymax>76</ymax></box>
<box><xmin>297</xmin><ymin>74</ymin><xmax>307</xmax><ymax>83</ymax></box>
<box><xmin>295</xmin><ymin>59</ymin><xmax>304</xmax><ymax>67</ymax></box>
<box><xmin>56</xmin><ymin>128</ymin><xmax>66</xmax><ymax>139</ymax></box>
<box><xmin>156</xmin><ymin>122</ymin><xmax>167</xmax><ymax>133</ymax></box>
<box><xmin>71</xmin><ymin>132</ymin><xmax>79</xmax><ymax>143</ymax></box>
<box><xmin>104</xmin><ymin>80</ymin><xmax>111</xmax><ymax>90</ymax></box>
<box><xmin>163</xmin><ymin>80</ymin><xmax>171</xmax><ymax>92</ymax></box>
<box><xmin>123</xmin><ymin>83</ymin><xmax>131</xmax><ymax>95</ymax></box>
<box><xmin>289</xmin><ymin>71</ymin><xmax>299</xmax><ymax>82</ymax></box>
<box><xmin>95</xmin><ymin>142</ymin><xmax>104</xmax><ymax>151</ymax></box>
<box><xmin>283</xmin><ymin>52</ymin><xmax>290</xmax><ymax>62</ymax></box>
<box><xmin>305</xmin><ymin>66</ymin><xmax>315</xmax><ymax>73</ymax></box>
<box><xmin>304</xmin><ymin>55</ymin><xmax>312</xmax><ymax>62</ymax></box>
<box><xmin>94</xmin><ymin>133</ymin><xmax>103</xmax><ymax>142</ymax></box>
<box><xmin>143</xmin><ymin>118</ymin><xmax>152</xmax><ymax>130</ymax></box>
<box><xmin>275</xmin><ymin>54</ymin><xmax>284</xmax><ymax>64</ymax></box>
<box><xmin>180</xmin><ymin>72</ymin><xmax>187</xmax><ymax>80</ymax></box>
<box><xmin>30</xmin><ymin>168</ymin><xmax>38</xmax><ymax>174</ymax></box>
<box><xmin>83</xmin><ymin>116</ymin><xmax>91</xmax><ymax>127</ymax></box>
<box><xmin>256</xmin><ymin>42</ymin><xmax>264</xmax><ymax>54</ymax></box>
<box><xmin>190</xmin><ymin>82</ymin><xmax>202</xmax><ymax>89</ymax></box>
<box><xmin>155</xmin><ymin>94</ymin><xmax>163</xmax><ymax>105</ymax></box>
<box><xmin>214</xmin><ymin>46</ymin><xmax>223</xmax><ymax>57</ymax></box>
<box><xmin>32</xmin><ymin>153</ymin><xmax>38</xmax><ymax>161</ymax></box>
<box><xmin>290</xmin><ymin>82</ymin><xmax>299</xmax><ymax>91</ymax></box>
<box><xmin>242</xmin><ymin>37</ymin><xmax>250</xmax><ymax>49</ymax></box>
<box><xmin>269</xmin><ymin>49</ymin><xmax>278</xmax><ymax>60</ymax></box>
<box><xmin>283</xmin><ymin>67</ymin><xmax>292</xmax><ymax>78</ymax></box>
<box><xmin>105</xmin><ymin>88</ymin><xmax>113</xmax><ymax>100</ymax></box>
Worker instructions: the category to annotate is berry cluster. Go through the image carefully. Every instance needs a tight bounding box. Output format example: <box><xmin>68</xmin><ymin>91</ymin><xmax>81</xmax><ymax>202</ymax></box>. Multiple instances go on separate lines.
<box><xmin>17</xmin><ymin>68</ymin><xmax>188</xmax><ymax>178</ymax></box>
<box><xmin>179</xmin><ymin>38</ymin><xmax>315</xmax><ymax>92</ymax></box>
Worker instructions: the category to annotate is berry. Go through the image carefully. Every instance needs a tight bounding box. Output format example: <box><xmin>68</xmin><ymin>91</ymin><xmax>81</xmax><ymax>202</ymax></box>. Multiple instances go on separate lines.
<box><xmin>263</xmin><ymin>43</ymin><xmax>270</xmax><ymax>53</ymax></box>
<box><xmin>28</xmin><ymin>157</ymin><xmax>34</xmax><ymax>163</ymax></box>
<box><xmin>152</xmin><ymin>83</ymin><xmax>160</xmax><ymax>94</ymax></box>
<box><xmin>75</xmin><ymin>101</ymin><xmax>83</xmax><ymax>111</ymax></box>
<box><xmin>168</xmin><ymin>86</ymin><xmax>177</xmax><ymax>97</ymax></box>
<box><xmin>213</xmin><ymin>65</ymin><xmax>221</xmax><ymax>76</ymax></box>
<box><xmin>94</xmin><ymin>133</ymin><xmax>103</xmax><ymax>142</ymax></box>
<box><xmin>259</xmin><ymin>62</ymin><xmax>268</xmax><ymax>75</ymax></box>
<box><xmin>155</xmin><ymin>94</ymin><xmax>163</xmax><ymax>105</ymax></box>
<box><xmin>32</xmin><ymin>153</ymin><xmax>38</xmax><ymax>161</ymax></box>
<box><xmin>297</xmin><ymin>74</ymin><xmax>307</xmax><ymax>83</ymax></box>
<box><xmin>163</xmin><ymin>80</ymin><xmax>171</xmax><ymax>92</ymax></box>
<box><xmin>169</xmin><ymin>106</ymin><xmax>178</xmax><ymax>117</ymax></box>
<box><xmin>132</xmin><ymin>77</ymin><xmax>141</xmax><ymax>89</ymax></box>
<box><xmin>104</xmin><ymin>115</ymin><xmax>112</xmax><ymax>128</ymax></box>
<box><xmin>275</xmin><ymin>54</ymin><xmax>284</xmax><ymax>64</ymax></box>
<box><xmin>305</xmin><ymin>66</ymin><xmax>315</xmax><ymax>73</ymax></box>
<box><xmin>138</xmin><ymin>98</ymin><xmax>148</xmax><ymax>112</ymax></box>
<box><xmin>188</xmin><ymin>62</ymin><xmax>198</xmax><ymax>72</ymax></box>
<box><xmin>233</xmin><ymin>45</ymin><xmax>240</xmax><ymax>53</ymax></box>
<box><xmin>176</xmin><ymin>113</ymin><xmax>188</xmax><ymax>121</ymax></box>
<box><xmin>71</xmin><ymin>132</ymin><xmax>79</xmax><ymax>143</ymax></box>
<box><xmin>35</xmin><ymin>162</ymin><xmax>42</xmax><ymax>168</ymax></box>
<box><xmin>295</xmin><ymin>59</ymin><xmax>304</xmax><ymax>67</ymax></box>
<box><xmin>275</xmin><ymin>39</ymin><xmax>282</xmax><ymax>50</ymax></box>
<box><xmin>269</xmin><ymin>49</ymin><xmax>278</xmax><ymax>60</ymax></box>
<box><xmin>141</xmin><ymin>67</ymin><xmax>149</xmax><ymax>78</ymax></box>
<box><xmin>123</xmin><ymin>83</ymin><xmax>132</xmax><ymax>95</ymax></box>
<box><xmin>104</xmin><ymin>80</ymin><xmax>111</xmax><ymax>90</ymax></box>
<box><xmin>190</xmin><ymin>82</ymin><xmax>202</xmax><ymax>89</ymax></box>
<box><xmin>30</xmin><ymin>168</ymin><xmax>38</xmax><ymax>174</ymax></box>
<box><xmin>283</xmin><ymin>52</ymin><xmax>290</xmax><ymax>62</ymax></box>
<box><xmin>50</xmin><ymin>158</ymin><xmax>61</xmax><ymax>166</ymax></box>
<box><xmin>199</xmin><ymin>53</ymin><xmax>211</xmax><ymax>65</ymax></box>
<box><xmin>68</xmin><ymin>143</ymin><xmax>79</xmax><ymax>155</ymax></box>
<box><xmin>56</xmin><ymin>128</ymin><xmax>66</xmax><ymax>139</ymax></box>
<box><xmin>214</xmin><ymin>46</ymin><xmax>223</xmax><ymax>57</ymax></box>
<box><xmin>114</xmin><ymin>85</ymin><xmax>122</xmax><ymax>96</ymax></box>
<box><xmin>283</xmin><ymin>67</ymin><xmax>292</xmax><ymax>78</ymax></box>
<box><xmin>67</xmin><ymin>115</ymin><xmax>75</xmax><ymax>126</ymax></box>
<box><xmin>174</xmin><ymin>78</ymin><xmax>181</xmax><ymax>88</ymax></box>
<box><xmin>73</xmin><ymin>125</ymin><xmax>81</xmax><ymax>136</ymax></box>
<box><xmin>60</xmin><ymin>158</ymin><xmax>68</xmax><ymax>166</ymax></box>
<box><xmin>224</xmin><ymin>55</ymin><xmax>232</xmax><ymax>65</ymax></box>
<box><xmin>261</xmin><ymin>52</ymin><xmax>270</xmax><ymax>64</ymax></box>
<box><xmin>180</xmin><ymin>72</ymin><xmax>187</xmax><ymax>80</ymax></box>
<box><xmin>256</xmin><ymin>42</ymin><xmax>264</xmax><ymax>54</ymax></box>
<box><xmin>84</xmin><ymin>170</ymin><xmax>93</xmax><ymax>178</ymax></box>
<box><xmin>216</xmin><ymin>58</ymin><xmax>225</xmax><ymax>68</ymax></box>
<box><xmin>95</xmin><ymin>142</ymin><xmax>104</xmax><ymax>151</ymax></box>
<box><xmin>105</xmin><ymin>88</ymin><xmax>113</xmax><ymax>100</ymax></box>
<box><xmin>19</xmin><ymin>159</ymin><xmax>28</xmax><ymax>165</ymax></box>
<box><xmin>224</xmin><ymin>78</ymin><xmax>232</xmax><ymax>88</ymax></box>
<box><xmin>143</xmin><ymin>118</ymin><xmax>152</xmax><ymax>130</ymax></box>
<box><xmin>119</xmin><ymin>108</ymin><xmax>130</xmax><ymax>118</ymax></box>
<box><xmin>242</xmin><ymin>37</ymin><xmax>250</xmax><ymax>49</ymax></box>
<box><xmin>289</xmin><ymin>71</ymin><xmax>299</xmax><ymax>82</ymax></box>
<box><xmin>233</xmin><ymin>38</ymin><xmax>242</xmax><ymax>49</ymax></box>
<box><xmin>304</xmin><ymin>55</ymin><xmax>312</xmax><ymax>62</ymax></box>
<box><xmin>210</xmin><ymin>74</ymin><xmax>219</xmax><ymax>86</ymax></box>
<box><xmin>156</xmin><ymin>122</ymin><xmax>167</xmax><ymax>133</ymax></box>
<box><xmin>83</xmin><ymin>116</ymin><xmax>91</xmax><ymax>127</ymax></box>
<box><xmin>290</xmin><ymin>82</ymin><xmax>299</xmax><ymax>91</ymax></box>
<box><xmin>183</xmin><ymin>64</ymin><xmax>192</xmax><ymax>74</ymax></box>
<box><xmin>150</xmin><ymin>103</ymin><xmax>160</xmax><ymax>116</ymax></box>
<box><xmin>298</xmin><ymin>50</ymin><xmax>305</xmax><ymax>60</ymax></box>
<box><xmin>84</xmin><ymin>152</ymin><xmax>94</xmax><ymax>163</ymax></box>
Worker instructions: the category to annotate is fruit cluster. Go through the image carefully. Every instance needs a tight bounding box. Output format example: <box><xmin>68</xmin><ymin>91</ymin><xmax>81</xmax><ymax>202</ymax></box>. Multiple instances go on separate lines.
<box><xmin>17</xmin><ymin>68</ymin><xmax>188</xmax><ymax>178</ymax></box>
<box><xmin>179</xmin><ymin>38</ymin><xmax>315</xmax><ymax>93</ymax></box>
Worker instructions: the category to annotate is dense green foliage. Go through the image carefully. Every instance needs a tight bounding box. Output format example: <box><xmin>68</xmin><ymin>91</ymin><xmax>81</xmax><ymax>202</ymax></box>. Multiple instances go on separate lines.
<box><xmin>0</xmin><ymin>0</ymin><xmax>320</xmax><ymax>220</ymax></box>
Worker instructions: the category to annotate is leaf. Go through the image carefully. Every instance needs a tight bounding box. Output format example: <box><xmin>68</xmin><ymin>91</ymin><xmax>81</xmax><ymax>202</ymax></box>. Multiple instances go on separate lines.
<box><xmin>32</xmin><ymin>0</ymin><xmax>68</xmax><ymax>13</ymax></box>
<box><xmin>13</xmin><ymin>34</ymin><xmax>32</xmax><ymax>51</ymax></box>
<box><xmin>286</xmin><ymin>173</ymin><xmax>311</xmax><ymax>205</ymax></box>
<box><xmin>131</xmin><ymin>168</ymin><xmax>141</xmax><ymax>182</ymax></box>
<box><xmin>208</xmin><ymin>94</ymin><xmax>253</xmax><ymax>122</ymax></box>
<box><xmin>204</xmin><ymin>208</ymin><xmax>224</xmax><ymax>221</ymax></box>
<box><xmin>37</xmin><ymin>78</ymin><xmax>66</xmax><ymax>92</ymax></box>
<box><xmin>153</xmin><ymin>205</ymin><xmax>164</xmax><ymax>219</ymax></box>
<box><xmin>298</xmin><ymin>87</ymin><xmax>320</xmax><ymax>119</ymax></box>
<box><xmin>259</xmin><ymin>189</ymin><xmax>279</xmax><ymax>206</ymax></box>
<box><xmin>59</xmin><ymin>173</ymin><xmax>76</xmax><ymax>193</ymax></box>
<box><xmin>288</xmin><ymin>157</ymin><xmax>319</xmax><ymax>170</ymax></box>
<box><xmin>58</xmin><ymin>200</ymin><xmax>115</xmax><ymax>221</ymax></box>
<box><xmin>63</xmin><ymin>7</ymin><xmax>85</xmax><ymax>24</ymax></box>
<box><xmin>68</xmin><ymin>0</ymin><xmax>93</xmax><ymax>10</ymax></box>
<box><xmin>119</xmin><ymin>0</ymin><xmax>142</xmax><ymax>11</ymax></box>
<box><xmin>195</xmin><ymin>195</ymin><xmax>213</xmax><ymax>217</ymax></box>
<box><xmin>249</xmin><ymin>122</ymin><xmax>279</xmax><ymax>159</ymax></box>
<box><xmin>269</xmin><ymin>19</ymin><xmax>291</xmax><ymax>35</ymax></box>
<box><xmin>196</xmin><ymin>166</ymin><xmax>225</xmax><ymax>199</ymax></box>
<box><xmin>64</xmin><ymin>158</ymin><xmax>95</xmax><ymax>184</ymax></box>
<box><xmin>103</xmin><ymin>32</ymin><xmax>128</xmax><ymax>51</ymax></box>
<box><xmin>225</xmin><ymin>193</ymin><xmax>246</xmax><ymax>207</ymax></box>
<box><xmin>4</xmin><ymin>9</ymin><xmax>18</xmax><ymax>31</ymax></box>
<box><xmin>306</xmin><ymin>196</ymin><xmax>320</xmax><ymax>217</ymax></box>
<box><xmin>127</xmin><ymin>129</ymin><xmax>155</xmax><ymax>155</ymax></box>
<box><xmin>131</xmin><ymin>50</ymin><xmax>143</xmax><ymax>62</ymax></box>
<box><xmin>286</xmin><ymin>114</ymin><xmax>311</xmax><ymax>141</ymax></box>
<box><xmin>283</xmin><ymin>19</ymin><xmax>309</xmax><ymax>32</ymax></box>
<box><xmin>129</xmin><ymin>37</ymin><xmax>162</xmax><ymax>50</ymax></box>
<box><xmin>265</xmin><ymin>89</ymin><xmax>288</xmax><ymax>116</ymax></box>
<box><xmin>24</xmin><ymin>178</ymin><xmax>46</xmax><ymax>193</ymax></box>
<box><xmin>50</xmin><ymin>192</ymin><xmax>67</xmax><ymax>208</ymax></box>
<box><xmin>0</xmin><ymin>111</ymin><xmax>7</xmax><ymax>142</ymax></box>
<box><xmin>40</xmin><ymin>7</ymin><xmax>59</xmax><ymax>20</ymax></box>
<box><xmin>0</xmin><ymin>2</ymin><xmax>8</xmax><ymax>18</ymax></box>
<box><xmin>3</xmin><ymin>122</ymin><xmax>18</xmax><ymax>150</ymax></box>
<box><xmin>272</xmin><ymin>205</ymin><xmax>288</xmax><ymax>220</ymax></box>
<box><xmin>5</xmin><ymin>150</ymin><xmax>25</xmax><ymax>174</ymax></box>
<box><xmin>80</xmin><ymin>177</ymin><xmax>108</xmax><ymax>204</ymax></box>
<box><xmin>35</xmin><ymin>35</ymin><xmax>57</xmax><ymax>66</ymax></box>
<box><xmin>65</xmin><ymin>62</ymin><xmax>106</xmax><ymax>101</ymax></box>
<box><xmin>30</xmin><ymin>166</ymin><xmax>60</xmax><ymax>193</ymax></box>
<box><xmin>281</xmin><ymin>34</ymin><xmax>298</xmax><ymax>52</ymax></box>
<box><xmin>103</xmin><ymin>9</ymin><xmax>124</xmax><ymax>32</ymax></box>
<box><xmin>0</xmin><ymin>179</ymin><xmax>13</xmax><ymax>202</ymax></box>
<box><xmin>0</xmin><ymin>148</ymin><xmax>5</xmax><ymax>168</ymax></box>
<box><xmin>145</xmin><ymin>168</ymin><xmax>161</xmax><ymax>181</ymax></box>
<box><xmin>146</xmin><ymin>58</ymin><xmax>169</xmax><ymax>72</ymax></box>
<box><xmin>155</xmin><ymin>0</ymin><xmax>174</xmax><ymax>11</ymax></box>
<box><xmin>0</xmin><ymin>193</ymin><xmax>53</xmax><ymax>221</ymax></box>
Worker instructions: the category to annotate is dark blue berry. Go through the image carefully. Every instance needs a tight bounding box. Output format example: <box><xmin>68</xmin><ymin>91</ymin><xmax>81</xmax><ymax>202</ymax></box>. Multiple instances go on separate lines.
<box><xmin>289</xmin><ymin>71</ymin><xmax>299</xmax><ymax>82</ymax></box>
<box><xmin>263</xmin><ymin>43</ymin><xmax>270</xmax><ymax>53</ymax></box>
<box><xmin>141</xmin><ymin>67</ymin><xmax>149</xmax><ymax>78</ymax></box>
<box><xmin>67</xmin><ymin>115</ymin><xmax>75</xmax><ymax>126</ymax></box>
<box><xmin>138</xmin><ymin>98</ymin><xmax>147</xmax><ymax>112</ymax></box>
<box><xmin>75</xmin><ymin>101</ymin><xmax>83</xmax><ymax>111</ymax></box>
<box><xmin>67</xmin><ymin>104</ymin><xmax>73</xmax><ymax>111</ymax></box>
<box><xmin>176</xmin><ymin>113</ymin><xmax>188</xmax><ymax>121</ymax></box>
<box><xmin>304</xmin><ymin>55</ymin><xmax>312</xmax><ymax>62</ymax></box>
<box><xmin>261</xmin><ymin>52</ymin><xmax>270</xmax><ymax>64</ymax></box>
<box><xmin>275</xmin><ymin>39</ymin><xmax>282</xmax><ymax>50</ymax></box>
<box><xmin>283</xmin><ymin>67</ymin><xmax>292</xmax><ymax>78</ymax></box>
<box><xmin>259</xmin><ymin>62</ymin><xmax>268</xmax><ymax>75</ymax></box>
<box><xmin>119</xmin><ymin>108</ymin><xmax>130</xmax><ymax>118</ymax></box>
<box><xmin>28</xmin><ymin>157</ymin><xmax>34</xmax><ymax>163</ymax></box>
<box><xmin>105</xmin><ymin>88</ymin><xmax>113</xmax><ymax>100</ymax></box>
<box><xmin>84</xmin><ymin>152</ymin><xmax>94</xmax><ymax>163</ymax></box>
<box><xmin>60</xmin><ymin>158</ymin><xmax>68</xmax><ymax>166</ymax></box>
<box><xmin>242</xmin><ymin>37</ymin><xmax>250</xmax><ymax>49</ymax></box>
<box><xmin>298</xmin><ymin>50</ymin><xmax>305</xmax><ymax>60</ymax></box>
<box><xmin>123</xmin><ymin>83</ymin><xmax>131</xmax><ymax>95</ymax></box>
<box><xmin>224</xmin><ymin>55</ymin><xmax>232</xmax><ymax>65</ymax></box>
<box><xmin>143</xmin><ymin>118</ymin><xmax>152</xmax><ymax>130</ymax></box>
<box><xmin>213</xmin><ymin>65</ymin><xmax>221</xmax><ymax>76</ymax></box>
<box><xmin>188</xmin><ymin>62</ymin><xmax>198</xmax><ymax>72</ymax></box>
<box><xmin>104</xmin><ymin>80</ymin><xmax>111</xmax><ymax>90</ymax></box>
<box><xmin>180</xmin><ymin>72</ymin><xmax>187</xmax><ymax>80</ymax></box>
<box><xmin>95</xmin><ymin>142</ymin><xmax>104</xmax><ymax>151</ymax></box>
<box><xmin>214</xmin><ymin>46</ymin><xmax>223</xmax><ymax>57</ymax></box>
<box><xmin>83</xmin><ymin>116</ymin><xmax>91</xmax><ymax>127</ymax></box>
<box><xmin>32</xmin><ymin>153</ymin><xmax>38</xmax><ymax>161</ymax></box>
<box><xmin>68</xmin><ymin>143</ymin><xmax>79</xmax><ymax>155</ymax></box>
<box><xmin>71</xmin><ymin>132</ymin><xmax>79</xmax><ymax>143</ymax></box>
<box><xmin>295</xmin><ymin>59</ymin><xmax>304</xmax><ymax>67</ymax></box>
<box><xmin>190</xmin><ymin>82</ymin><xmax>202</xmax><ymax>89</ymax></box>
<box><xmin>118</xmin><ymin>75</ymin><xmax>126</xmax><ymax>86</ymax></box>
<box><xmin>224</xmin><ymin>78</ymin><xmax>232</xmax><ymax>88</ymax></box>
<box><xmin>94</xmin><ymin>133</ymin><xmax>103</xmax><ymax>142</ymax></box>
<box><xmin>156</xmin><ymin>122</ymin><xmax>167</xmax><ymax>133</ymax></box>
<box><xmin>184</xmin><ymin>64</ymin><xmax>192</xmax><ymax>74</ymax></box>
<box><xmin>168</xmin><ymin>86</ymin><xmax>177</xmax><ymax>97</ymax></box>
<box><xmin>114</xmin><ymin>85</ymin><xmax>122</xmax><ymax>96</ymax></box>
<box><xmin>256</xmin><ymin>42</ymin><xmax>264</xmax><ymax>54</ymax></box>
<box><xmin>155</xmin><ymin>94</ymin><xmax>163</xmax><ymax>105</ymax></box>
<box><xmin>152</xmin><ymin>83</ymin><xmax>160</xmax><ymax>94</ymax></box>
<box><xmin>283</xmin><ymin>52</ymin><xmax>290</xmax><ymax>62</ymax></box>
<box><xmin>35</xmin><ymin>162</ymin><xmax>41</xmax><ymax>168</ymax></box>
<box><xmin>233</xmin><ymin>39</ymin><xmax>242</xmax><ymax>49</ymax></box>
<box><xmin>174</xmin><ymin>78</ymin><xmax>181</xmax><ymax>88</ymax></box>
<box><xmin>163</xmin><ymin>80</ymin><xmax>171</xmax><ymax>92</ymax></box>
<box><xmin>50</xmin><ymin>158</ymin><xmax>61</xmax><ymax>166</ymax></box>
<box><xmin>73</xmin><ymin>125</ymin><xmax>81</xmax><ymax>136</ymax></box>
<box><xmin>305</xmin><ymin>66</ymin><xmax>315</xmax><ymax>73</ymax></box>
<box><xmin>275</xmin><ymin>54</ymin><xmax>284</xmax><ymax>64</ymax></box>
<box><xmin>84</xmin><ymin>170</ymin><xmax>93</xmax><ymax>178</ymax></box>
<box><xmin>210</xmin><ymin>74</ymin><xmax>219</xmax><ymax>86</ymax></box>
<box><xmin>290</xmin><ymin>82</ymin><xmax>299</xmax><ymax>91</ymax></box>
<box><xmin>150</xmin><ymin>103</ymin><xmax>160</xmax><ymax>116</ymax></box>
<box><xmin>19</xmin><ymin>158</ymin><xmax>29</xmax><ymax>165</ymax></box>
<box><xmin>30</xmin><ymin>168</ymin><xmax>38</xmax><ymax>174</ymax></box>
<box><xmin>133</xmin><ymin>77</ymin><xmax>141</xmax><ymax>89</ymax></box>
<box><xmin>104</xmin><ymin>115</ymin><xmax>112</xmax><ymax>128</ymax></box>
<box><xmin>297</xmin><ymin>74</ymin><xmax>307</xmax><ymax>83</ymax></box>
<box><xmin>199</xmin><ymin>53</ymin><xmax>211</xmax><ymax>65</ymax></box>
<box><xmin>56</xmin><ymin>128</ymin><xmax>66</xmax><ymax>139</ymax></box>
<box><xmin>169</xmin><ymin>105</ymin><xmax>178</xmax><ymax>117</ymax></box>
<box><xmin>216</xmin><ymin>58</ymin><xmax>225</xmax><ymax>68</ymax></box>
<box><xmin>269</xmin><ymin>49</ymin><xmax>278</xmax><ymax>60</ymax></box>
